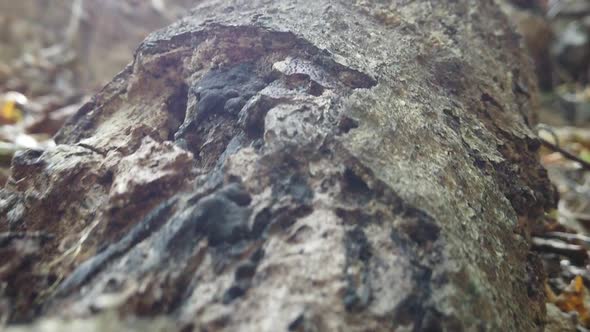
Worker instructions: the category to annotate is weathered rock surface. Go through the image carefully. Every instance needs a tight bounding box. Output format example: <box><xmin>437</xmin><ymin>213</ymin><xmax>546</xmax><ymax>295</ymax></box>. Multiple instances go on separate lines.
<box><xmin>1</xmin><ymin>0</ymin><xmax>555</xmax><ymax>331</ymax></box>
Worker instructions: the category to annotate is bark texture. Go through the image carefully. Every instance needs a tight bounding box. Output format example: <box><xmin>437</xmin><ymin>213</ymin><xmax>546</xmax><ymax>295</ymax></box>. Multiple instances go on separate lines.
<box><xmin>1</xmin><ymin>0</ymin><xmax>555</xmax><ymax>331</ymax></box>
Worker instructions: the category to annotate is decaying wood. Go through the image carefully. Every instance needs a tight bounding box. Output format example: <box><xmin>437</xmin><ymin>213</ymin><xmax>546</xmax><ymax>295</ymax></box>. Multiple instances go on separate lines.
<box><xmin>1</xmin><ymin>0</ymin><xmax>556</xmax><ymax>331</ymax></box>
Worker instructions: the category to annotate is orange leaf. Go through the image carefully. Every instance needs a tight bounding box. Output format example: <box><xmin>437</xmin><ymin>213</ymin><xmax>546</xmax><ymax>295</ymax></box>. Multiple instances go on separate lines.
<box><xmin>554</xmin><ymin>276</ymin><xmax>590</xmax><ymax>326</ymax></box>
<box><xmin>0</xmin><ymin>100</ymin><xmax>23</xmax><ymax>125</ymax></box>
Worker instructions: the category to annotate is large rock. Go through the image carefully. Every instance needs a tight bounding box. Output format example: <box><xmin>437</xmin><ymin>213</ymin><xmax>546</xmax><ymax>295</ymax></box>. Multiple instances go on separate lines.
<box><xmin>1</xmin><ymin>1</ymin><xmax>555</xmax><ymax>331</ymax></box>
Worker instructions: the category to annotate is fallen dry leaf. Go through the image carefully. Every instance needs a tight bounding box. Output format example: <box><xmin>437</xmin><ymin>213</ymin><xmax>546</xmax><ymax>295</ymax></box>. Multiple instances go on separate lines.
<box><xmin>551</xmin><ymin>276</ymin><xmax>590</xmax><ymax>326</ymax></box>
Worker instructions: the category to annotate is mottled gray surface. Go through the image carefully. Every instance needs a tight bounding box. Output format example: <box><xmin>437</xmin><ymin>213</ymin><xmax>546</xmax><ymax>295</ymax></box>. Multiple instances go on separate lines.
<box><xmin>1</xmin><ymin>1</ymin><xmax>554</xmax><ymax>331</ymax></box>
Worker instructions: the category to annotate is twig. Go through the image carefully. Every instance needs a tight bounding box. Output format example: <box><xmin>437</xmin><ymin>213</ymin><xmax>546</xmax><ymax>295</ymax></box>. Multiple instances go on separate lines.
<box><xmin>65</xmin><ymin>0</ymin><xmax>85</xmax><ymax>47</ymax></box>
<box><xmin>545</xmin><ymin>231</ymin><xmax>590</xmax><ymax>245</ymax></box>
<box><xmin>540</xmin><ymin>138</ymin><xmax>590</xmax><ymax>171</ymax></box>
<box><xmin>532</xmin><ymin>237</ymin><xmax>588</xmax><ymax>264</ymax></box>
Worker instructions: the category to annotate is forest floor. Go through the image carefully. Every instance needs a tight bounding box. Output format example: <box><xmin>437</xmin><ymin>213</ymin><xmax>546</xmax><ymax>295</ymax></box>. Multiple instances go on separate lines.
<box><xmin>503</xmin><ymin>1</ymin><xmax>590</xmax><ymax>329</ymax></box>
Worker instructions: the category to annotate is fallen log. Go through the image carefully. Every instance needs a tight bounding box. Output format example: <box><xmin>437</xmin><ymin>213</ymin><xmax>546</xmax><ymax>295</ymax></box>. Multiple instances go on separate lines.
<box><xmin>0</xmin><ymin>0</ymin><xmax>556</xmax><ymax>331</ymax></box>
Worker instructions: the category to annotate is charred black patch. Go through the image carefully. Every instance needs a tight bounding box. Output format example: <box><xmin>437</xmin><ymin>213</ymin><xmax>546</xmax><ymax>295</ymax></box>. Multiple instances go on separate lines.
<box><xmin>472</xmin><ymin>154</ymin><xmax>488</xmax><ymax>171</ymax></box>
<box><xmin>235</xmin><ymin>261</ymin><xmax>257</xmax><ymax>280</ymax></box>
<box><xmin>394</xmin><ymin>295</ymin><xmax>448</xmax><ymax>332</ymax></box>
<box><xmin>342</xmin><ymin>168</ymin><xmax>370</xmax><ymax>194</ymax></box>
<box><xmin>308</xmin><ymin>80</ymin><xmax>325</xmax><ymax>96</ymax></box>
<box><xmin>238</xmin><ymin>95</ymin><xmax>281</xmax><ymax>138</ymax></box>
<box><xmin>341</xmin><ymin>168</ymin><xmax>373</xmax><ymax>205</ymax></box>
<box><xmin>55</xmin><ymin>198</ymin><xmax>178</xmax><ymax>296</ymax></box>
<box><xmin>251</xmin><ymin>208</ymin><xmax>272</xmax><ymax>238</ymax></box>
<box><xmin>222</xmin><ymin>260</ymin><xmax>260</xmax><ymax>305</ymax></box>
<box><xmin>336</xmin><ymin>209</ymin><xmax>379</xmax><ymax>228</ymax></box>
<box><xmin>171</xmin><ymin>63</ymin><xmax>269</xmax><ymax>166</ymax></box>
<box><xmin>222</xmin><ymin>285</ymin><xmax>246</xmax><ymax>304</ymax></box>
<box><xmin>165</xmin><ymin>83</ymin><xmax>189</xmax><ymax>141</ymax></box>
<box><xmin>346</xmin><ymin>227</ymin><xmax>372</xmax><ymax>262</ymax></box>
<box><xmin>174</xmin><ymin>63</ymin><xmax>267</xmax><ymax>140</ymax></box>
<box><xmin>267</xmin><ymin>205</ymin><xmax>314</xmax><ymax>233</ymax></box>
<box><xmin>250</xmin><ymin>247</ymin><xmax>265</xmax><ymax>264</ymax></box>
<box><xmin>220</xmin><ymin>249</ymin><xmax>265</xmax><ymax>306</ymax></box>
<box><xmin>221</xmin><ymin>182</ymin><xmax>253</xmax><ymax>206</ymax></box>
<box><xmin>343</xmin><ymin>227</ymin><xmax>372</xmax><ymax>311</ymax></box>
<box><xmin>272</xmin><ymin>174</ymin><xmax>314</xmax><ymax>205</ymax></box>
<box><xmin>526</xmin><ymin>136</ymin><xmax>542</xmax><ymax>152</ymax></box>
<box><xmin>198</xmin><ymin>198</ymin><xmax>250</xmax><ymax>246</ymax></box>
<box><xmin>390</xmin><ymin>230</ymin><xmax>448</xmax><ymax>331</ymax></box>
<box><xmin>97</xmin><ymin>169</ymin><xmax>114</xmax><ymax>186</ymax></box>
<box><xmin>167</xmin><ymin>183</ymin><xmax>252</xmax><ymax>251</ymax></box>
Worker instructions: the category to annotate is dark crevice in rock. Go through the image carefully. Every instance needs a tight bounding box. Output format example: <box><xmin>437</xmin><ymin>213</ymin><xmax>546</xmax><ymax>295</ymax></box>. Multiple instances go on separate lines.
<box><xmin>165</xmin><ymin>83</ymin><xmax>189</xmax><ymax>141</ymax></box>
<box><xmin>251</xmin><ymin>208</ymin><xmax>272</xmax><ymax>238</ymax></box>
<box><xmin>272</xmin><ymin>173</ymin><xmax>314</xmax><ymax>205</ymax></box>
<box><xmin>77</xmin><ymin>143</ymin><xmax>107</xmax><ymax>157</ymax></box>
<box><xmin>166</xmin><ymin>184</ymin><xmax>252</xmax><ymax>252</ymax></box>
<box><xmin>335</xmin><ymin>157</ymin><xmax>445</xmax><ymax>321</ymax></box>
<box><xmin>336</xmin><ymin>115</ymin><xmax>359</xmax><ymax>134</ymax></box>
<box><xmin>343</xmin><ymin>226</ymin><xmax>373</xmax><ymax>312</ymax></box>
<box><xmin>174</xmin><ymin>63</ymin><xmax>267</xmax><ymax>141</ymax></box>
<box><xmin>341</xmin><ymin>168</ymin><xmax>373</xmax><ymax>204</ymax></box>
<box><xmin>222</xmin><ymin>260</ymin><xmax>259</xmax><ymax>305</ymax></box>
<box><xmin>480</xmin><ymin>92</ymin><xmax>504</xmax><ymax>111</ymax></box>
<box><xmin>389</xmin><ymin>230</ymin><xmax>450</xmax><ymax>331</ymax></box>
<box><xmin>442</xmin><ymin>108</ymin><xmax>461</xmax><ymax>133</ymax></box>
<box><xmin>238</xmin><ymin>95</ymin><xmax>283</xmax><ymax>139</ymax></box>
<box><xmin>53</xmin><ymin>198</ymin><xmax>178</xmax><ymax>297</ymax></box>
<box><xmin>399</xmin><ymin>207</ymin><xmax>440</xmax><ymax>248</ymax></box>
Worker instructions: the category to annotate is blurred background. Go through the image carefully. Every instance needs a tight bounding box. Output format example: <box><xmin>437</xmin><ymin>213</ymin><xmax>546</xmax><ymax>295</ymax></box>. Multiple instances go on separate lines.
<box><xmin>0</xmin><ymin>0</ymin><xmax>195</xmax><ymax>185</ymax></box>
<box><xmin>502</xmin><ymin>1</ymin><xmax>590</xmax><ymax>328</ymax></box>
<box><xmin>1</xmin><ymin>0</ymin><xmax>590</xmax><ymax>328</ymax></box>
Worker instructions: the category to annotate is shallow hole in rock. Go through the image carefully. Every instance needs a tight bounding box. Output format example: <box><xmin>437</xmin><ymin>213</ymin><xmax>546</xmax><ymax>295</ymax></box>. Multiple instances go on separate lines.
<box><xmin>308</xmin><ymin>80</ymin><xmax>325</xmax><ymax>96</ymax></box>
<box><xmin>222</xmin><ymin>285</ymin><xmax>246</xmax><ymax>304</ymax></box>
<box><xmin>400</xmin><ymin>207</ymin><xmax>440</xmax><ymax>246</ymax></box>
<box><xmin>250</xmin><ymin>247</ymin><xmax>265</xmax><ymax>264</ymax></box>
<box><xmin>342</xmin><ymin>168</ymin><xmax>372</xmax><ymax>201</ymax></box>
<box><xmin>480</xmin><ymin>92</ymin><xmax>503</xmax><ymax>111</ymax></box>
<box><xmin>165</xmin><ymin>83</ymin><xmax>189</xmax><ymax>141</ymax></box>
<box><xmin>251</xmin><ymin>208</ymin><xmax>272</xmax><ymax>238</ymax></box>
<box><xmin>235</xmin><ymin>262</ymin><xmax>257</xmax><ymax>280</ymax></box>
<box><xmin>337</xmin><ymin>116</ymin><xmax>359</xmax><ymax>134</ymax></box>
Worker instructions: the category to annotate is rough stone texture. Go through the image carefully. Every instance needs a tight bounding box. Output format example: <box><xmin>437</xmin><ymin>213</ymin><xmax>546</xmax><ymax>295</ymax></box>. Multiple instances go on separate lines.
<box><xmin>0</xmin><ymin>0</ymin><xmax>555</xmax><ymax>331</ymax></box>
